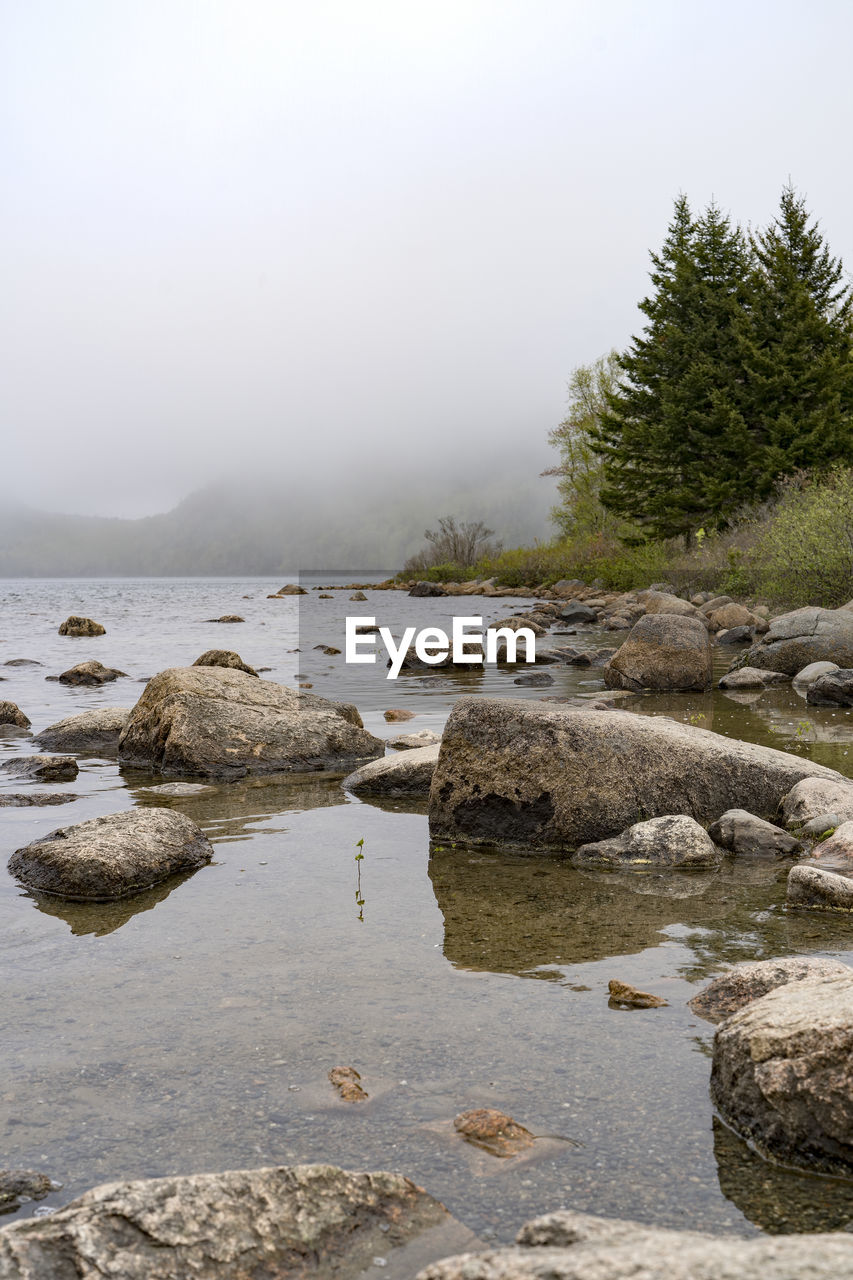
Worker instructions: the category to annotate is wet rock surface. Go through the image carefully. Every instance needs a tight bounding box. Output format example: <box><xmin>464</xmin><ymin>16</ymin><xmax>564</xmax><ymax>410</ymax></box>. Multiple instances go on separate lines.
<box><xmin>0</xmin><ymin>702</ymin><xmax>30</xmax><ymax>729</ymax></box>
<box><xmin>0</xmin><ymin>1164</ymin><xmax>467</xmax><ymax>1280</ymax></box>
<box><xmin>57</xmin><ymin>660</ymin><xmax>127</xmax><ymax>686</ymax></box>
<box><xmin>192</xmin><ymin>649</ymin><xmax>258</xmax><ymax>676</ymax></box>
<box><xmin>707</xmin><ymin>809</ymin><xmax>802</xmax><ymax>858</ymax></box>
<box><xmin>35</xmin><ymin>707</ymin><xmax>130</xmax><ymax>755</ymax></box>
<box><xmin>58</xmin><ymin>616</ymin><xmax>105</xmax><ymax>637</ymax></box>
<box><xmin>0</xmin><ymin>1170</ymin><xmax>54</xmax><ymax>1210</ymax></box>
<box><xmin>0</xmin><ymin>792</ymin><xmax>79</xmax><ymax>808</ymax></box>
<box><xmin>453</xmin><ymin>1110</ymin><xmax>534</xmax><ymax>1158</ymax></box>
<box><xmin>574</xmin><ymin>814</ymin><xmax>719</xmax><ymax>869</ymax></box>
<box><xmin>787</xmin><ymin>863</ymin><xmax>853</xmax><ymax>910</ymax></box>
<box><xmin>808</xmin><ymin>668</ymin><xmax>853</xmax><ymax>705</ymax></box>
<box><xmin>117</xmin><ymin>666</ymin><xmax>383</xmax><ymax>779</ymax></box>
<box><xmin>344</xmin><ymin>745</ymin><xmax>439</xmax><ymax>797</ymax></box>
<box><xmin>1</xmin><ymin>754</ymin><xmax>79</xmax><ymax>782</ymax></box>
<box><xmin>607</xmin><ymin>979</ymin><xmax>668</xmax><ymax>1009</ymax></box>
<box><xmin>688</xmin><ymin>956</ymin><xmax>851</xmax><ymax>1023</ymax></box>
<box><xmin>8</xmin><ymin>807</ymin><xmax>213</xmax><ymax>901</ymax></box>
<box><xmin>710</xmin><ymin>972</ymin><xmax>853</xmax><ymax>1177</ymax></box>
<box><xmin>429</xmin><ymin>698</ymin><xmax>837</xmax><ymax>853</ymax></box>
<box><xmin>328</xmin><ymin>1067</ymin><xmax>369</xmax><ymax>1102</ymax></box>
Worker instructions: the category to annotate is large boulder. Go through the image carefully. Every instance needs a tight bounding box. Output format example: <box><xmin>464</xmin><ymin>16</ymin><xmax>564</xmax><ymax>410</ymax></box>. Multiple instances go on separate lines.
<box><xmin>118</xmin><ymin>667</ymin><xmax>383</xmax><ymax>779</ymax></box>
<box><xmin>643</xmin><ymin>591</ymin><xmax>703</xmax><ymax>620</ymax></box>
<box><xmin>428</xmin><ymin>698</ymin><xmax>838</xmax><ymax>853</ymax></box>
<box><xmin>741</xmin><ymin>606</ymin><xmax>853</xmax><ymax>674</ymax></box>
<box><xmin>710</xmin><ymin>972</ymin><xmax>853</xmax><ymax>1177</ymax></box>
<box><xmin>8</xmin><ymin>807</ymin><xmax>213</xmax><ymax>901</ymax></box>
<box><xmin>36</xmin><ymin>707</ymin><xmax>130</xmax><ymax>755</ymax></box>
<box><xmin>0</xmin><ymin>1164</ymin><xmax>470</xmax><ymax>1280</ymax></box>
<box><xmin>573</xmin><ymin>815</ymin><xmax>719</xmax><ymax>869</ymax></box>
<box><xmin>780</xmin><ymin>776</ymin><xmax>853</xmax><ymax>827</ymax></box>
<box><xmin>343</xmin><ymin>745</ymin><xmax>439</xmax><ymax>797</ymax></box>
<box><xmin>418</xmin><ymin>1207</ymin><xmax>853</xmax><ymax>1280</ymax></box>
<box><xmin>688</xmin><ymin>956</ymin><xmax>851</xmax><ymax>1023</ymax></box>
<box><xmin>604</xmin><ymin>614</ymin><xmax>712</xmax><ymax>692</ymax></box>
<box><xmin>808</xmin><ymin>669</ymin><xmax>853</xmax><ymax>705</ymax></box>
<box><xmin>58</xmin><ymin>660</ymin><xmax>127</xmax><ymax>686</ymax></box>
<box><xmin>0</xmin><ymin>701</ymin><xmax>30</xmax><ymax>729</ymax></box>
<box><xmin>58</xmin><ymin>615</ymin><xmax>105</xmax><ymax>637</ymax></box>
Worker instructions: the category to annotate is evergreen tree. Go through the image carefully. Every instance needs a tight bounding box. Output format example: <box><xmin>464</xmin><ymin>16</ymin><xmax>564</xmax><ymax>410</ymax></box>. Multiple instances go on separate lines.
<box><xmin>738</xmin><ymin>184</ymin><xmax>853</xmax><ymax>485</ymax></box>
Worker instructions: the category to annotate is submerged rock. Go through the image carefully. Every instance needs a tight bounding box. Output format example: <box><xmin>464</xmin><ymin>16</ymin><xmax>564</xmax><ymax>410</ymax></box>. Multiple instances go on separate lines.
<box><xmin>605</xmin><ymin>614</ymin><xmax>712</xmax><ymax>692</ymax></box>
<box><xmin>711</xmin><ymin>972</ymin><xmax>853</xmax><ymax>1177</ymax></box>
<box><xmin>2</xmin><ymin>754</ymin><xmax>79</xmax><ymax>782</ymax></box>
<box><xmin>707</xmin><ymin>809</ymin><xmax>802</xmax><ymax>858</ymax></box>
<box><xmin>384</xmin><ymin>708</ymin><xmax>415</xmax><ymax>722</ymax></box>
<box><xmin>8</xmin><ymin>807</ymin><xmax>213</xmax><ymax>901</ymax></box>
<box><xmin>573</xmin><ymin>815</ymin><xmax>719</xmax><ymax>869</ymax></box>
<box><xmin>193</xmin><ymin>649</ymin><xmax>258</xmax><ymax>676</ymax></box>
<box><xmin>270</xmin><ymin>583</ymin><xmax>307</xmax><ymax>595</ymax></box>
<box><xmin>0</xmin><ymin>792</ymin><xmax>79</xmax><ymax>808</ymax></box>
<box><xmin>607</xmin><ymin>979</ymin><xmax>668</xmax><ymax>1008</ymax></box>
<box><xmin>118</xmin><ymin>667</ymin><xmax>383</xmax><ymax>779</ymax></box>
<box><xmin>453</xmin><ymin>1109</ymin><xmax>534</xmax><ymax>1158</ymax></box>
<box><xmin>58</xmin><ymin>616</ymin><xmax>105</xmax><ymax>637</ymax></box>
<box><xmin>58</xmin><ymin>660</ymin><xmax>127</xmax><ymax>686</ymax></box>
<box><xmin>0</xmin><ymin>701</ymin><xmax>30</xmax><ymax>729</ymax></box>
<box><xmin>0</xmin><ymin>1169</ymin><xmax>54</xmax><ymax>1209</ymax></box>
<box><xmin>36</xmin><ymin>707</ymin><xmax>130</xmax><ymax>755</ymax></box>
<box><xmin>428</xmin><ymin>698</ymin><xmax>836</xmax><ymax>853</ymax></box>
<box><xmin>688</xmin><ymin>956</ymin><xmax>851</xmax><ymax>1023</ymax></box>
<box><xmin>344</xmin><ymin>745</ymin><xmax>439</xmax><ymax>797</ymax></box>
<box><xmin>206</xmin><ymin>614</ymin><xmax>245</xmax><ymax>623</ymax></box>
<box><xmin>329</xmin><ymin>1066</ymin><xmax>368</xmax><ymax>1102</ymax></box>
<box><xmin>0</xmin><ymin>1164</ymin><xmax>464</xmax><ymax>1280</ymax></box>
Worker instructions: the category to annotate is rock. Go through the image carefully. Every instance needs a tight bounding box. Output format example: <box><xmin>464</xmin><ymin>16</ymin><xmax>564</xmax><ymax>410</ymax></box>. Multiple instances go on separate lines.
<box><xmin>344</xmin><ymin>745</ymin><xmax>439</xmax><ymax>797</ymax></box>
<box><xmin>604</xmin><ymin>614</ymin><xmax>712</xmax><ymax>692</ymax></box>
<box><xmin>409</xmin><ymin>581</ymin><xmax>448</xmax><ymax>597</ymax></box>
<box><xmin>607</xmin><ymin>979</ymin><xmax>668</xmax><ymax>1008</ymax></box>
<box><xmin>384</xmin><ymin>708</ymin><xmax>415</xmax><ymax>721</ymax></box>
<box><xmin>643</xmin><ymin>591</ymin><xmax>703</xmax><ymax>620</ymax></box>
<box><xmin>314</xmin><ymin>644</ymin><xmax>341</xmax><ymax>656</ymax></box>
<box><xmin>58</xmin><ymin>660</ymin><xmax>127</xmax><ymax>686</ymax></box>
<box><xmin>742</xmin><ymin>606</ymin><xmax>853</xmax><ymax>674</ymax></box>
<box><xmin>8</xmin><ymin>807</ymin><xmax>213</xmax><ymax>901</ymax></box>
<box><xmin>552</xmin><ymin>579</ymin><xmax>587</xmax><ymax>597</ymax></box>
<box><xmin>787</xmin><ymin>864</ymin><xmax>853</xmax><ymax>910</ymax></box>
<box><xmin>792</xmin><ymin>660</ymin><xmax>839</xmax><ymax>686</ymax></box>
<box><xmin>418</xmin><ymin>1208</ymin><xmax>853</xmax><ymax>1280</ymax></box>
<box><xmin>206</xmin><ymin>614</ymin><xmax>245</xmax><ymax>623</ymax></box>
<box><xmin>781</xmin><ymin>776</ymin><xmax>853</xmax><ymax>827</ymax></box>
<box><xmin>428</xmin><ymin>698</ymin><xmax>839</xmax><ymax>853</ymax></box>
<box><xmin>804</xmin><ymin>819</ymin><xmax>853</xmax><ymax>870</ymax></box>
<box><xmin>58</xmin><ymin>616</ymin><xmax>105</xmax><ymax>637</ymax></box>
<box><xmin>143</xmin><ymin>782</ymin><xmax>213</xmax><ymax>796</ymax></box>
<box><xmin>558</xmin><ymin>601</ymin><xmax>597</xmax><ymax>624</ymax></box>
<box><xmin>808</xmin><ymin>668</ymin><xmax>853</xmax><ymax>705</ymax></box>
<box><xmin>707</xmin><ymin>809</ymin><xmax>802</xmax><ymax>857</ymax></box>
<box><xmin>3</xmin><ymin>659</ymin><xmax>42</xmax><ymax>666</ymax></box>
<box><xmin>0</xmin><ymin>701</ymin><xmax>30</xmax><ymax>728</ymax></box>
<box><xmin>349</xmin><ymin>591</ymin><xmax>368</xmax><ymax>601</ymax></box>
<box><xmin>118</xmin><ymin>667</ymin><xmax>383</xmax><ymax>779</ymax></box>
<box><xmin>0</xmin><ymin>792</ymin><xmax>78</xmax><ymax>807</ymax></box>
<box><xmin>0</xmin><ymin>1169</ymin><xmax>53</xmax><ymax>1208</ymax></box>
<box><xmin>35</xmin><ymin>707</ymin><xmax>129</xmax><ymax>755</ymax></box>
<box><xmin>329</xmin><ymin>1066</ymin><xmax>368</xmax><ymax>1102</ymax></box>
<box><xmin>707</xmin><ymin>602</ymin><xmax>759</xmax><ymax>631</ymax></box>
<box><xmin>0</xmin><ymin>1164</ymin><xmax>464</xmax><ymax>1280</ymax></box>
<box><xmin>514</xmin><ymin>671</ymin><xmax>554</xmax><ymax>686</ymax></box>
<box><xmin>699</xmin><ymin>594</ymin><xmax>734</xmax><ymax>614</ymax></box>
<box><xmin>801</xmin><ymin>813</ymin><xmax>841</xmax><ymax>836</ymax></box>
<box><xmin>491</xmin><ymin>615</ymin><xmax>548</xmax><ymax>637</ymax></box>
<box><xmin>711</xmin><ymin>972</ymin><xmax>853</xmax><ymax>1176</ymax></box>
<box><xmin>453</xmin><ymin>1109</ymin><xmax>534</xmax><ymax>1157</ymax></box>
<box><xmin>719</xmin><ymin>666</ymin><xmax>781</xmax><ymax>690</ymax></box>
<box><xmin>689</xmin><ymin>956</ymin><xmax>851</xmax><ymax>1023</ymax></box>
<box><xmin>573</xmin><ymin>815</ymin><xmax>719</xmax><ymax>869</ymax></box>
<box><xmin>389</xmin><ymin>730</ymin><xmax>441</xmax><ymax>749</ymax></box>
<box><xmin>319</xmin><ymin>593</ymin><xmax>333</xmax><ymax>599</ymax></box>
<box><xmin>716</xmin><ymin>625</ymin><xmax>754</xmax><ymax>645</ymax></box>
<box><xmin>270</xmin><ymin>583</ymin><xmax>306</xmax><ymax>595</ymax></box>
<box><xmin>2</xmin><ymin>754</ymin><xmax>78</xmax><ymax>782</ymax></box>
<box><xmin>193</xmin><ymin>650</ymin><xmax>258</xmax><ymax>676</ymax></box>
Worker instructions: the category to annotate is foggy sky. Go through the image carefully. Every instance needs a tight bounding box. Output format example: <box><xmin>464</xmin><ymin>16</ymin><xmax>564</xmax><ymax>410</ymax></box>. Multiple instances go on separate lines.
<box><xmin>3</xmin><ymin>0</ymin><xmax>853</xmax><ymax>517</ymax></box>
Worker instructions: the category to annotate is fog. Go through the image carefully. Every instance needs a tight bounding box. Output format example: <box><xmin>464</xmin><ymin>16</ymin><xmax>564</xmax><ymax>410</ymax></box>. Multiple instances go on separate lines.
<box><xmin>3</xmin><ymin>0</ymin><xmax>853</xmax><ymax>517</ymax></box>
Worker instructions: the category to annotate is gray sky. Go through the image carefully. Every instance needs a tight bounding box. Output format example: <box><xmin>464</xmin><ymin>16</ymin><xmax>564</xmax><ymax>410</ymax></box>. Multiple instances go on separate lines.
<box><xmin>3</xmin><ymin>0</ymin><xmax>852</xmax><ymax>516</ymax></box>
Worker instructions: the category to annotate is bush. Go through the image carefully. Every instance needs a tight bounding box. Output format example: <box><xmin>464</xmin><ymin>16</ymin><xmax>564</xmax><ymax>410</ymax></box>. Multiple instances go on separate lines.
<box><xmin>747</xmin><ymin>471</ymin><xmax>853</xmax><ymax>607</ymax></box>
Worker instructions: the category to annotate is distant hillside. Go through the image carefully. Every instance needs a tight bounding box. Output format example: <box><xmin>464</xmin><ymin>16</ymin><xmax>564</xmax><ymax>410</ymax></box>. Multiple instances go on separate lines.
<box><xmin>0</xmin><ymin>464</ymin><xmax>556</xmax><ymax>576</ymax></box>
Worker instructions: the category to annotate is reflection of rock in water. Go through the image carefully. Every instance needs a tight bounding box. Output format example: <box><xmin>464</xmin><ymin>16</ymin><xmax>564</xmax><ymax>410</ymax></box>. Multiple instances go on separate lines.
<box><xmin>22</xmin><ymin>873</ymin><xmax>193</xmax><ymax>936</ymax></box>
<box><xmin>713</xmin><ymin>1117</ymin><xmax>853</xmax><ymax>1234</ymax></box>
<box><xmin>124</xmin><ymin>770</ymin><xmax>346</xmax><ymax>841</ymax></box>
<box><xmin>428</xmin><ymin>848</ymin><xmax>853</xmax><ymax>976</ymax></box>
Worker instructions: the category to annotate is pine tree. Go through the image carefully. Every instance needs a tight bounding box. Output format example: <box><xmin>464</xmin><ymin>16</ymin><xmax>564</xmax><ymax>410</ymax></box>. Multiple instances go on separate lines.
<box><xmin>738</xmin><ymin>185</ymin><xmax>853</xmax><ymax>486</ymax></box>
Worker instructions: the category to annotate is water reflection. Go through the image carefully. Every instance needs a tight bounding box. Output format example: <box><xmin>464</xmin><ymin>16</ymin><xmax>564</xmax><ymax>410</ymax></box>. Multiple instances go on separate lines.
<box><xmin>18</xmin><ymin>872</ymin><xmax>196</xmax><ymax>936</ymax></box>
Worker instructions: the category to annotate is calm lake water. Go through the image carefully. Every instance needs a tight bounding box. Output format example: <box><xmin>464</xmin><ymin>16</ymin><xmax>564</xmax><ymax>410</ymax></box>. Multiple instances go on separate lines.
<box><xmin>2</xmin><ymin>577</ymin><xmax>853</xmax><ymax>1240</ymax></box>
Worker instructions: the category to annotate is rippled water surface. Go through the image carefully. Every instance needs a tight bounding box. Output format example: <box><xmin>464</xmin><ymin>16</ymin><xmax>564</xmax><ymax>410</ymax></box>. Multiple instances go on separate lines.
<box><xmin>2</xmin><ymin>577</ymin><xmax>853</xmax><ymax>1239</ymax></box>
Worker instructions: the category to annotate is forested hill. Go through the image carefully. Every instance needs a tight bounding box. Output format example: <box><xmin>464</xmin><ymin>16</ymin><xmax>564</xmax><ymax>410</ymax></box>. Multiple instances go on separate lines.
<box><xmin>0</xmin><ymin>468</ymin><xmax>554</xmax><ymax>576</ymax></box>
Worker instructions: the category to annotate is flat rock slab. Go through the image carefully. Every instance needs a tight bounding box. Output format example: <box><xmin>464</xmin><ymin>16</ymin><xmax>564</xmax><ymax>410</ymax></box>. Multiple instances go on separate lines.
<box><xmin>1</xmin><ymin>755</ymin><xmax>79</xmax><ymax>782</ymax></box>
<box><xmin>389</xmin><ymin>730</ymin><xmax>441</xmax><ymax>750</ymax></box>
<box><xmin>418</xmin><ymin>1208</ymin><xmax>853</xmax><ymax>1280</ymax></box>
<box><xmin>689</xmin><ymin>956</ymin><xmax>851</xmax><ymax>1023</ymax></box>
<box><xmin>118</xmin><ymin>666</ymin><xmax>384</xmax><ymax>779</ymax></box>
<box><xmin>711</xmin><ymin>973</ymin><xmax>853</xmax><ymax>1177</ymax></box>
<box><xmin>8</xmin><ymin>807</ymin><xmax>213</xmax><ymax>901</ymax></box>
<box><xmin>36</xmin><ymin>708</ymin><xmax>130</xmax><ymax>755</ymax></box>
<box><xmin>428</xmin><ymin>698</ymin><xmax>839</xmax><ymax>853</ymax></box>
<box><xmin>344</xmin><ymin>745</ymin><xmax>440</xmax><ymax>797</ymax></box>
<box><xmin>0</xmin><ymin>1164</ymin><xmax>473</xmax><ymax>1280</ymax></box>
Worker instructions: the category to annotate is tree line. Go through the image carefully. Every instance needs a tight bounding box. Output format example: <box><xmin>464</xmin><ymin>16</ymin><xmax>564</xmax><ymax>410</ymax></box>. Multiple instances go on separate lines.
<box><xmin>549</xmin><ymin>186</ymin><xmax>853</xmax><ymax>545</ymax></box>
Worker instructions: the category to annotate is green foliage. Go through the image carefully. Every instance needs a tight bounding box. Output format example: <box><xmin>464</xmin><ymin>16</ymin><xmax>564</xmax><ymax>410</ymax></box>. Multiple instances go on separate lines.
<box><xmin>745</xmin><ymin>470</ymin><xmax>853</xmax><ymax>607</ymax></box>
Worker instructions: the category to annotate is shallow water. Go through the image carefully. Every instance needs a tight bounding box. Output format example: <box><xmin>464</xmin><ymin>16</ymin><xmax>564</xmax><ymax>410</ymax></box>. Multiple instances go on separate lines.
<box><xmin>2</xmin><ymin>578</ymin><xmax>853</xmax><ymax>1240</ymax></box>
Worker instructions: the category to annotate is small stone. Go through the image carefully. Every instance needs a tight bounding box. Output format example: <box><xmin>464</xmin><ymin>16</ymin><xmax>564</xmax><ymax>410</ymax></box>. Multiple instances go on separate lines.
<box><xmin>607</xmin><ymin>979</ymin><xmax>668</xmax><ymax>1009</ymax></box>
<box><xmin>329</xmin><ymin>1066</ymin><xmax>369</xmax><ymax>1102</ymax></box>
<box><xmin>388</xmin><ymin>730</ymin><xmax>441</xmax><ymax>750</ymax></box>
<box><xmin>384</xmin><ymin>708</ymin><xmax>415</xmax><ymax>722</ymax></box>
<box><xmin>58</xmin><ymin>660</ymin><xmax>127</xmax><ymax>686</ymax></box>
<box><xmin>58</xmin><ymin>616</ymin><xmax>105</xmax><ymax>637</ymax></box>
<box><xmin>206</xmin><ymin>615</ymin><xmax>245</xmax><ymax>623</ymax></box>
<box><xmin>192</xmin><ymin>650</ymin><xmax>257</xmax><ymax>676</ymax></box>
<box><xmin>0</xmin><ymin>792</ymin><xmax>79</xmax><ymax>808</ymax></box>
<box><xmin>0</xmin><ymin>1169</ymin><xmax>53</xmax><ymax>1207</ymax></box>
<box><xmin>0</xmin><ymin>701</ymin><xmax>31</xmax><ymax>729</ymax></box>
<box><xmin>453</xmin><ymin>1108</ymin><xmax>534</xmax><ymax>1157</ymax></box>
<box><xmin>350</xmin><ymin>591</ymin><xmax>368</xmax><ymax>602</ymax></box>
<box><xmin>513</xmin><ymin>671</ymin><xmax>554</xmax><ymax>686</ymax></box>
<box><xmin>1</xmin><ymin>755</ymin><xmax>79</xmax><ymax>782</ymax></box>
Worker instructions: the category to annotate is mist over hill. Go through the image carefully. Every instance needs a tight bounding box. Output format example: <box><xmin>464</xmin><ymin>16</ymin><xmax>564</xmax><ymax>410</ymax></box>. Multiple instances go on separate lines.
<box><xmin>0</xmin><ymin>460</ymin><xmax>556</xmax><ymax>576</ymax></box>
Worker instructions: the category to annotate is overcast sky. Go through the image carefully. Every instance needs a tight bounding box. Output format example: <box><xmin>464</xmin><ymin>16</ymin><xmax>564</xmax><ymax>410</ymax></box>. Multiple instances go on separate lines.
<box><xmin>3</xmin><ymin>0</ymin><xmax>852</xmax><ymax>516</ymax></box>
